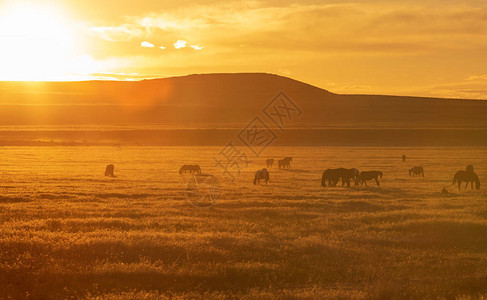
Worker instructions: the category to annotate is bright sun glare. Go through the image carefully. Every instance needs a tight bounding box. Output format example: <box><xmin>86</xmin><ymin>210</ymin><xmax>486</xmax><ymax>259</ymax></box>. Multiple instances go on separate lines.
<box><xmin>0</xmin><ymin>2</ymin><xmax>94</xmax><ymax>81</ymax></box>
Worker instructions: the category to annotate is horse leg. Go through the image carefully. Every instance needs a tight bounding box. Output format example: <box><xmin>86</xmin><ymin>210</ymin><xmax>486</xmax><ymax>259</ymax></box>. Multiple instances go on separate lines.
<box><xmin>375</xmin><ymin>177</ymin><xmax>380</xmax><ymax>186</ymax></box>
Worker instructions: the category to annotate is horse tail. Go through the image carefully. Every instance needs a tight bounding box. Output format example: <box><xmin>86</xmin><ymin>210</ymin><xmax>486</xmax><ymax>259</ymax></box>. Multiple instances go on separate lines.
<box><xmin>321</xmin><ymin>173</ymin><xmax>326</xmax><ymax>187</ymax></box>
<box><xmin>452</xmin><ymin>174</ymin><xmax>457</xmax><ymax>185</ymax></box>
<box><xmin>253</xmin><ymin>175</ymin><xmax>257</xmax><ymax>185</ymax></box>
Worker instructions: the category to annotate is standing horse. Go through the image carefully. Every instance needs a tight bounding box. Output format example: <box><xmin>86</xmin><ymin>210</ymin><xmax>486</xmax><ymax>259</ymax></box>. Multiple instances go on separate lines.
<box><xmin>278</xmin><ymin>157</ymin><xmax>292</xmax><ymax>169</ymax></box>
<box><xmin>254</xmin><ymin>168</ymin><xmax>270</xmax><ymax>185</ymax></box>
<box><xmin>179</xmin><ymin>165</ymin><xmax>201</xmax><ymax>174</ymax></box>
<box><xmin>409</xmin><ymin>166</ymin><xmax>424</xmax><ymax>177</ymax></box>
<box><xmin>360</xmin><ymin>171</ymin><xmax>382</xmax><ymax>186</ymax></box>
<box><xmin>266</xmin><ymin>159</ymin><xmax>274</xmax><ymax>168</ymax></box>
<box><xmin>105</xmin><ymin>164</ymin><xmax>116</xmax><ymax>177</ymax></box>
<box><xmin>321</xmin><ymin>168</ymin><xmax>359</xmax><ymax>187</ymax></box>
<box><xmin>321</xmin><ymin>169</ymin><xmax>340</xmax><ymax>187</ymax></box>
<box><xmin>452</xmin><ymin>170</ymin><xmax>480</xmax><ymax>190</ymax></box>
<box><xmin>339</xmin><ymin>168</ymin><xmax>360</xmax><ymax>187</ymax></box>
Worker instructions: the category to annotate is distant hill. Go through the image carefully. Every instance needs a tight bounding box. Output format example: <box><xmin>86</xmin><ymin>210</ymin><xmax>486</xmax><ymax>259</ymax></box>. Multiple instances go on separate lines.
<box><xmin>0</xmin><ymin>73</ymin><xmax>486</xmax><ymax>146</ymax></box>
<box><xmin>1</xmin><ymin>73</ymin><xmax>486</xmax><ymax>127</ymax></box>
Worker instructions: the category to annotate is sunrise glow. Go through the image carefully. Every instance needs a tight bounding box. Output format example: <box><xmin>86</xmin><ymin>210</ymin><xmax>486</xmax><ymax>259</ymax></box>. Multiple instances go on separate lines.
<box><xmin>0</xmin><ymin>2</ymin><xmax>96</xmax><ymax>81</ymax></box>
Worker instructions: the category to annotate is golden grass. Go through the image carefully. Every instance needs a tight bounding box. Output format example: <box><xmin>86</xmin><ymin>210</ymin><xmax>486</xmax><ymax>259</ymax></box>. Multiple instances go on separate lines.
<box><xmin>0</xmin><ymin>146</ymin><xmax>486</xmax><ymax>299</ymax></box>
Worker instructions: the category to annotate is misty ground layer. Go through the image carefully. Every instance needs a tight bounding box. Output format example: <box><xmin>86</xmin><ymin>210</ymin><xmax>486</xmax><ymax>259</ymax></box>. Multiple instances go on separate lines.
<box><xmin>1</xmin><ymin>127</ymin><xmax>487</xmax><ymax>147</ymax></box>
<box><xmin>0</xmin><ymin>146</ymin><xmax>486</xmax><ymax>299</ymax></box>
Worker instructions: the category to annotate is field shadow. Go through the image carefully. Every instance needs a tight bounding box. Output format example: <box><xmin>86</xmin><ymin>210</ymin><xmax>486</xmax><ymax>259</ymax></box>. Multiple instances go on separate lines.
<box><xmin>0</xmin><ymin>196</ymin><xmax>30</xmax><ymax>203</ymax></box>
<box><xmin>278</xmin><ymin>169</ymin><xmax>312</xmax><ymax>173</ymax></box>
<box><xmin>94</xmin><ymin>193</ymin><xmax>152</xmax><ymax>199</ymax></box>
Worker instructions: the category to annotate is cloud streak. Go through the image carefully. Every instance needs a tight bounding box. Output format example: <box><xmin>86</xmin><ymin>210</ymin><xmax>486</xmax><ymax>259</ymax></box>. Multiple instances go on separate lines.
<box><xmin>141</xmin><ymin>41</ymin><xmax>154</xmax><ymax>48</ymax></box>
<box><xmin>174</xmin><ymin>40</ymin><xmax>187</xmax><ymax>49</ymax></box>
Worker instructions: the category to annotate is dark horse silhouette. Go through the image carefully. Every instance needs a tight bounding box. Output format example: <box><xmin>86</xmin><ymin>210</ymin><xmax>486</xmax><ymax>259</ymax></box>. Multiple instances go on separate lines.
<box><xmin>452</xmin><ymin>170</ymin><xmax>480</xmax><ymax>190</ymax></box>
<box><xmin>278</xmin><ymin>157</ymin><xmax>292</xmax><ymax>169</ymax></box>
<box><xmin>321</xmin><ymin>169</ymin><xmax>341</xmax><ymax>187</ymax></box>
<box><xmin>105</xmin><ymin>164</ymin><xmax>116</xmax><ymax>177</ymax></box>
<box><xmin>179</xmin><ymin>165</ymin><xmax>201</xmax><ymax>175</ymax></box>
<box><xmin>360</xmin><ymin>171</ymin><xmax>382</xmax><ymax>186</ymax></box>
<box><xmin>409</xmin><ymin>166</ymin><xmax>424</xmax><ymax>177</ymax></box>
<box><xmin>254</xmin><ymin>168</ymin><xmax>270</xmax><ymax>185</ymax></box>
<box><xmin>321</xmin><ymin>168</ymin><xmax>359</xmax><ymax>187</ymax></box>
<box><xmin>266</xmin><ymin>159</ymin><xmax>274</xmax><ymax>168</ymax></box>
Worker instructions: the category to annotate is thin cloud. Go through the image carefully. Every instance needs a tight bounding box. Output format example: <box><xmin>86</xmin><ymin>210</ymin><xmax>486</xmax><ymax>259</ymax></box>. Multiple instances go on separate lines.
<box><xmin>190</xmin><ymin>45</ymin><xmax>203</xmax><ymax>50</ymax></box>
<box><xmin>141</xmin><ymin>41</ymin><xmax>154</xmax><ymax>48</ymax></box>
<box><xmin>174</xmin><ymin>40</ymin><xmax>187</xmax><ymax>49</ymax></box>
<box><xmin>159</xmin><ymin>46</ymin><xmax>166</xmax><ymax>50</ymax></box>
<box><xmin>90</xmin><ymin>25</ymin><xmax>143</xmax><ymax>42</ymax></box>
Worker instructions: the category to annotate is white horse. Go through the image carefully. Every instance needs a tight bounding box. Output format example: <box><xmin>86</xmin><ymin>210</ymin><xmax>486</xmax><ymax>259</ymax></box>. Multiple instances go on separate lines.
<box><xmin>254</xmin><ymin>168</ymin><xmax>270</xmax><ymax>185</ymax></box>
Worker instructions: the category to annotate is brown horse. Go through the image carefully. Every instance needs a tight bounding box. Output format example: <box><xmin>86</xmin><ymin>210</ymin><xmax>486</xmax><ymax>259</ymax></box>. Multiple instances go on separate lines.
<box><xmin>321</xmin><ymin>168</ymin><xmax>359</xmax><ymax>187</ymax></box>
<box><xmin>254</xmin><ymin>168</ymin><xmax>270</xmax><ymax>185</ymax></box>
<box><xmin>360</xmin><ymin>171</ymin><xmax>382</xmax><ymax>186</ymax></box>
<box><xmin>278</xmin><ymin>157</ymin><xmax>292</xmax><ymax>169</ymax></box>
<box><xmin>452</xmin><ymin>170</ymin><xmax>480</xmax><ymax>190</ymax></box>
<box><xmin>179</xmin><ymin>165</ymin><xmax>201</xmax><ymax>175</ymax></box>
<box><xmin>321</xmin><ymin>169</ymin><xmax>341</xmax><ymax>187</ymax></box>
<box><xmin>105</xmin><ymin>164</ymin><xmax>116</xmax><ymax>177</ymax></box>
<box><xmin>266</xmin><ymin>159</ymin><xmax>274</xmax><ymax>168</ymax></box>
<box><xmin>409</xmin><ymin>166</ymin><xmax>424</xmax><ymax>177</ymax></box>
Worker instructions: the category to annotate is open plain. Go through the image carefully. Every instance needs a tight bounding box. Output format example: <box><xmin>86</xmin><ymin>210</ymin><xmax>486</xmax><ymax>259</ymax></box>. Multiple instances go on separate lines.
<box><xmin>1</xmin><ymin>146</ymin><xmax>486</xmax><ymax>299</ymax></box>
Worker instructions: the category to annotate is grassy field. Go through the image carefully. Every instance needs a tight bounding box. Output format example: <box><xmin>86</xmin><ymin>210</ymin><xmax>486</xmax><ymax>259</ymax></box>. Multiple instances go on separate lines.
<box><xmin>1</xmin><ymin>146</ymin><xmax>486</xmax><ymax>299</ymax></box>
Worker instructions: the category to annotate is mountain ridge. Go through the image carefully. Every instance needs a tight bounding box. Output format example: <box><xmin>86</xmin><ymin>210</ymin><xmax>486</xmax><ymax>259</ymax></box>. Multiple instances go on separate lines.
<box><xmin>0</xmin><ymin>73</ymin><xmax>486</xmax><ymax>128</ymax></box>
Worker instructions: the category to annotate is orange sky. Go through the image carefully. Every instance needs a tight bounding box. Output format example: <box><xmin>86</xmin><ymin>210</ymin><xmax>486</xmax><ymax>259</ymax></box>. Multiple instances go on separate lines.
<box><xmin>1</xmin><ymin>0</ymin><xmax>487</xmax><ymax>99</ymax></box>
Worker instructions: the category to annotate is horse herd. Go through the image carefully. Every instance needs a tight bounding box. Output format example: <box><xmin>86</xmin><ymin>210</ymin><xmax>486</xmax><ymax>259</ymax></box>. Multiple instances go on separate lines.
<box><xmin>257</xmin><ymin>162</ymin><xmax>479</xmax><ymax>190</ymax></box>
<box><xmin>321</xmin><ymin>168</ymin><xmax>383</xmax><ymax>187</ymax></box>
<box><xmin>266</xmin><ymin>157</ymin><xmax>292</xmax><ymax>169</ymax></box>
<box><xmin>104</xmin><ymin>157</ymin><xmax>481</xmax><ymax>191</ymax></box>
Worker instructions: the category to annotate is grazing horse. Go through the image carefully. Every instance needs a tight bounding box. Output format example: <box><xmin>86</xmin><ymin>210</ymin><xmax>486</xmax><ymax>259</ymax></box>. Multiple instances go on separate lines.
<box><xmin>321</xmin><ymin>169</ymin><xmax>341</xmax><ymax>187</ymax></box>
<box><xmin>266</xmin><ymin>159</ymin><xmax>274</xmax><ymax>168</ymax></box>
<box><xmin>339</xmin><ymin>168</ymin><xmax>360</xmax><ymax>187</ymax></box>
<box><xmin>452</xmin><ymin>170</ymin><xmax>480</xmax><ymax>190</ymax></box>
<box><xmin>321</xmin><ymin>168</ymin><xmax>359</xmax><ymax>187</ymax></box>
<box><xmin>254</xmin><ymin>168</ymin><xmax>270</xmax><ymax>185</ymax></box>
<box><xmin>409</xmin><ymin>166</ymin><xmax>424</xmax><ymax>177</ymax></box>
<box><xmin>179</xmin><ymin>165</ymin><xmax>201</xmax><ymax>175</ymax></box>
<box><xmin>278</xmin><ymin>157</ymin><xmax>292</xmax><ymax>169</ymax></box>
<box><xmin>360</xmin><ymin>171</ymin><xmax>383</xmax><ymax>186</ymax></box>
<box><xmin>105</xmin><ymin>164</ymin><xmax>116</xmax><ymax>177</ymax></box>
